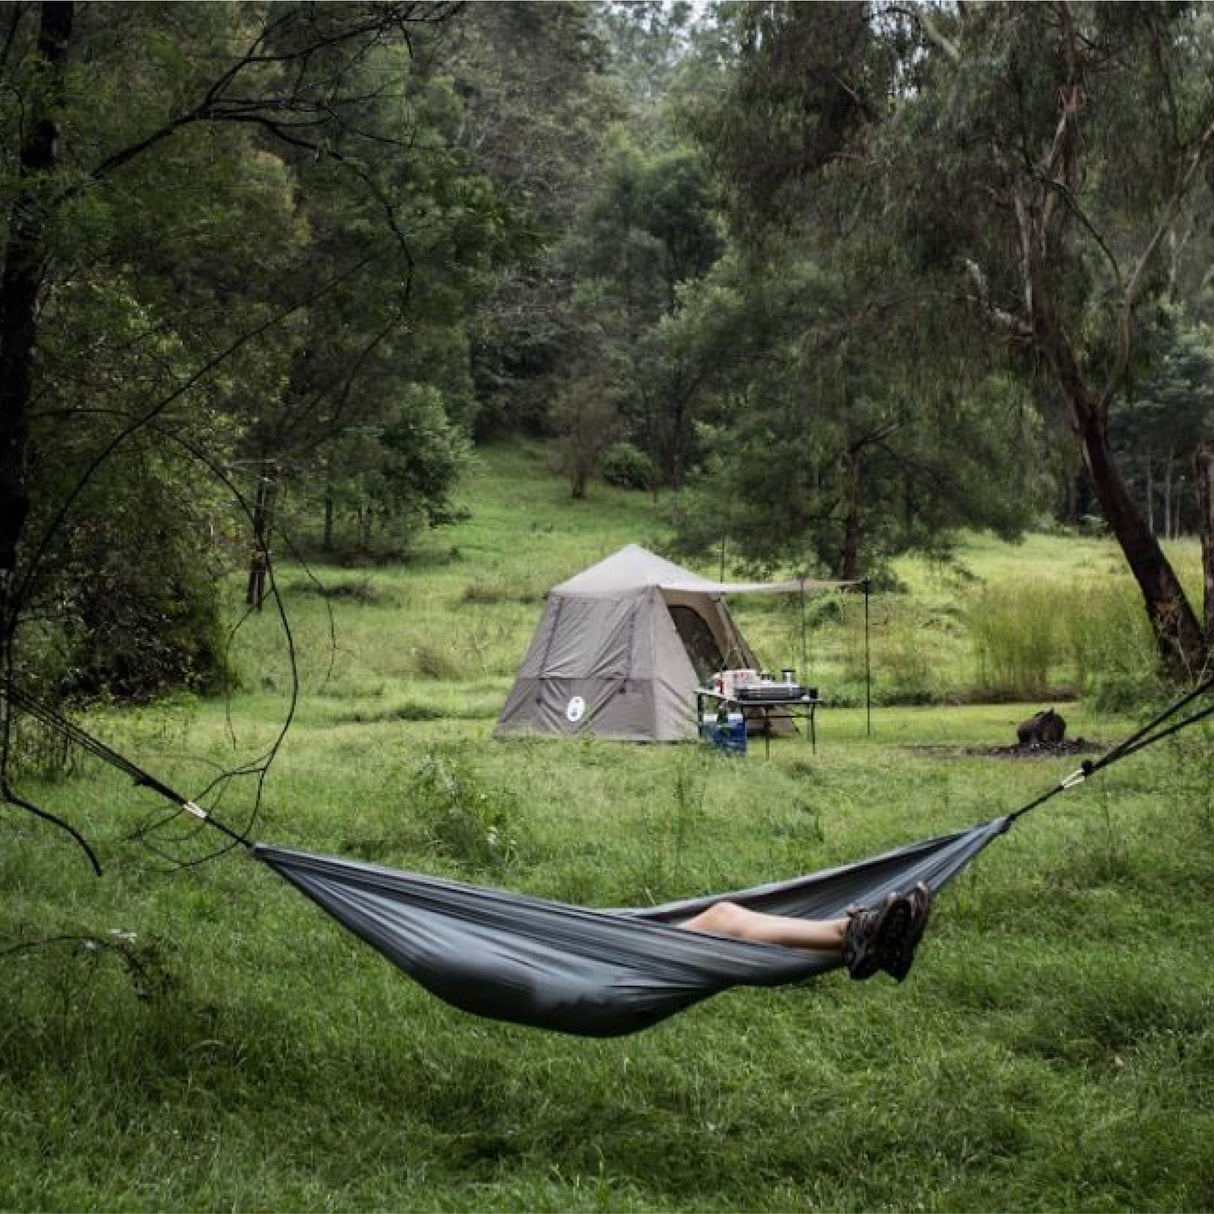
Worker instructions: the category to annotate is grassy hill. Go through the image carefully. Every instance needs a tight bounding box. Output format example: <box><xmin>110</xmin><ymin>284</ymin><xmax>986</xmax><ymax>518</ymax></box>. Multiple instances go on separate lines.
<box><xmin>226</xmin><ymin>440</ymin><xmax>1198</xmax><ymax>717</ymax></box>
<box><xmin>2</xmin><ymin>442</ymin><xmax>1212</xmax><ymax>1211</ymax></box>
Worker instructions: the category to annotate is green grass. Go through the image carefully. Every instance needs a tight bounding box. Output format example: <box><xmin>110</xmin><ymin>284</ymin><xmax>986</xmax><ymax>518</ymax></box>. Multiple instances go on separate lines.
<box><xmin>3</xmin><ymin>441</ymin><xmax>1213</xmax><ymax>1211</ymax></box>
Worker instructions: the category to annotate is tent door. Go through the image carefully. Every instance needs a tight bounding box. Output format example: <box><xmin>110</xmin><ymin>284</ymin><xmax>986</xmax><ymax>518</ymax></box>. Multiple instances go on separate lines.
<box><xmin>666</xmin><ymin>604</ymin><xmax>725</xmax><ymax>684</ymax></box>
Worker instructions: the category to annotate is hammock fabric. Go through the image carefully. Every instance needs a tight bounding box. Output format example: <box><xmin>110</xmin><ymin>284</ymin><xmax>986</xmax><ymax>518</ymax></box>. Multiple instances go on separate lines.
<box><xmin>253</xmin><ymin>815</ymin><xmax>1010</xmax><ymax>1037</ymax></box>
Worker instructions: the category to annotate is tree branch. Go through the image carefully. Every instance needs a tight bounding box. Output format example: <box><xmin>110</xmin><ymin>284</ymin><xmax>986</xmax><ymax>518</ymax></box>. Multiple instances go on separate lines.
<box><xmin>888</xmin><ymin>4</ymin><xmax>960</xmax><ymax>62</ymax></box>
<box><xmin>962</xmin><ymin>259</ymin><xmax>1034</xmax><ymax>340</ymax></box>
<box><xmin>1098</xmin><ymin>112</ymin><xmax>1214</xmax><ymax>417</ymax></box>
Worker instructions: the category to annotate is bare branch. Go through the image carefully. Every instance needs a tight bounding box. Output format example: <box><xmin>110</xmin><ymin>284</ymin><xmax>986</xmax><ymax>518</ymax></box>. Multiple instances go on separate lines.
<box><xmin>962</xmin><ymin>258</ymin><xmax>1034</xmax><ymax>340</ymax></box>
<box><xmin>70</xmin><ymin>3</ymin><xmax>454</xmax><ymax>198</ymax></box>
<box><xmin>887</xmin><ymin>5</ymin><xmax>960</xmax><ymax>63</ymax></box>
<box><xmin>1037</xmin><ymin>175</ymin><xmax>1122</xmax><ymax>292</ymax></box>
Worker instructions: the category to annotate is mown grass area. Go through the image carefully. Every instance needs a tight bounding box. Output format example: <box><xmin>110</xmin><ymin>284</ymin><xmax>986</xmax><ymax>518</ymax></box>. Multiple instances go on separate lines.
<box><xmin>3</xmin><ymin>441</ymin><xmax>1213</xmax><ymax>1211</ymax></box>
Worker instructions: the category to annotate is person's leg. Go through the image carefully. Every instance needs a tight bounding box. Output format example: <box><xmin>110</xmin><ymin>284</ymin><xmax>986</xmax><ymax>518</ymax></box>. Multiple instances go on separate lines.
<box><xmin>680</xmin><ymin>883</ymin><xmax>933</xmax><ymax>980</ymax></box>
<box><xmin>680</xmin><ymin>900</ymin><xmax>849</xmax><ymax>951</ymax></box>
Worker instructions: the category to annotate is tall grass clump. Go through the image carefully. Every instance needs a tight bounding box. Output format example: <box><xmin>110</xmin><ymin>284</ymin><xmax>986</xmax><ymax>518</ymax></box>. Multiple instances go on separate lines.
<box><xmin>834</xmin><ymin>594</ymin><xmax>955</xmax><ymax>704</ymax></box>
<box><xmin>964</xmin><ymin>577</ymin><xmax>1159</xmax><ymax>702</ymax></box>
<box><xmin>878</xmin><ymin>607</ymin><xmax>943</xmax><ymax>703</ymax></box>
<box><xmin>1059</xmin><ymin>578</ymin><xmax>1162</xmax><ymax>710</ymax></box>
<box><xmin>411</xmin><ymin>640</ymin><xmax>460</xmax><ymax>679</ymax></box>
<box><xmin>966</xmin><ymin>582</ymin><xmax>1065</xmax><ymax>698</ymax></box>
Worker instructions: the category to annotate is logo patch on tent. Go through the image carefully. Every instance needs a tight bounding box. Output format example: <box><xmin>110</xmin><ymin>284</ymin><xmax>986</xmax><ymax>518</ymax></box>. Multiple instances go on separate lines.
<box><xmin>565</xmin><ymin>695</ymin><xmax>586</xmax><ymax>723</ymax></box>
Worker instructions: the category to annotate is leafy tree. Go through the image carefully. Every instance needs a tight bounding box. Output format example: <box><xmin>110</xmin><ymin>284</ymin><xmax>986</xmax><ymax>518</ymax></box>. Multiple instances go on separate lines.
<box><xmin>230</xmin><ymin>54</ymin><xmax>506</xmax><ymax>587</ymax></box>
<box><xmin>555</xmin><ymin>126</ymin><xmax>724</xmax><ymax>490</ymax></box>
<box><xmin>598</xmin><ymin>0</ymin><xmax>696</xmax><ymax>121</ymax></box>
<box><xmin>666</xmin><ymin>246</ymin><xmax>1043</xmax><ymax>577</ymax></box>
<box><xmin>1111</xmin><ymin>322</ymin><xmax>1214</xmax><ymax>539</ymax></box>
<box><xmin>551</xmin><ymin>279</ymin><xmax>628</xmax><ymax>500</ymax></box>
<box><xmin>447</xmin><ymin>1</ymin><xmax>616</xmax><ymax>439</ymax></box>
<box><xmin>316</xmin><ymin>385</ymin><xmax>470</xmax><ymax>556</ymax></box>
<box><xmin>691</xmin><ymin>1</ymin><xmax>1214</xmax><ymax>672</ymax></box>
<box><xmin>0</xmin><ymin>2</ymin><xmax>472</xmax><ymax>702</ymax></box>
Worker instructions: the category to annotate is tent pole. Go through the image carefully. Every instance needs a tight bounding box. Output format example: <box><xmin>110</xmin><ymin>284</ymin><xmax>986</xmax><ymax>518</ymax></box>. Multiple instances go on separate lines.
<box><xmin>863</xmin><ymin>577</ymin><xmax>871</xmax><ymax>737</ymax></box>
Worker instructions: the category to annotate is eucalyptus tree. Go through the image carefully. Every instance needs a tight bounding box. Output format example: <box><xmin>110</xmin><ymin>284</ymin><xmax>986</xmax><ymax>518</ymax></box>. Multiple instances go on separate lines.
<box><xmin>693</xmin><ymin>1</ymin><xmax>1214</xmax><ymax>671</ymax></box>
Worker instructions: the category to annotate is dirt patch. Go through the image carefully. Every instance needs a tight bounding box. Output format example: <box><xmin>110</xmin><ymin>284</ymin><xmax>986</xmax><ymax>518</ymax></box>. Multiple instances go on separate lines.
<box><xmin>908</xmin><ymin>739</ymin><xmax>1107</xmax><ymax>760</ymax></box>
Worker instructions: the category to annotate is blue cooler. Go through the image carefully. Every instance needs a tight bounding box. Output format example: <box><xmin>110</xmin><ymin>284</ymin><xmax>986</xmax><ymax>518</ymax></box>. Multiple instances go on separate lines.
<box><xmin>700</xmin><ymin>711</ymin><xmax>747</xmax><ymax>755</ymax></box>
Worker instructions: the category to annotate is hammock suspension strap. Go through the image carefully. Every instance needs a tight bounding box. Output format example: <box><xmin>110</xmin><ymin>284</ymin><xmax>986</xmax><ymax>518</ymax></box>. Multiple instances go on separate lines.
<box><xmin>1</xmin><ymin>685</ymin><xmax>253</xmax><ymax>850</ymax></box>
<box><xmin>1005</xmin><ymin>672</ymin><xmax>1214</xmax><ymax>824</ymax></box>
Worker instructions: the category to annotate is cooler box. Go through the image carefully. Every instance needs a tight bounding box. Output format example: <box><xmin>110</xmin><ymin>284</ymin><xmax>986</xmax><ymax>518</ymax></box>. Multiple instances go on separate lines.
<box><xmin>700</xmin><ymin>712</ymin><xmax>747</xmax><ymax>755</ymax></box>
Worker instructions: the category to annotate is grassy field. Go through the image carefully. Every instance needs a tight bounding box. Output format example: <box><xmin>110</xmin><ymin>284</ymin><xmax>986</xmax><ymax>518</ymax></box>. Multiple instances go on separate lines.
<box><xmin>3</xmin><ymin>442</ymin><xmax>1213</xmax><ymax>1211</ymax></box>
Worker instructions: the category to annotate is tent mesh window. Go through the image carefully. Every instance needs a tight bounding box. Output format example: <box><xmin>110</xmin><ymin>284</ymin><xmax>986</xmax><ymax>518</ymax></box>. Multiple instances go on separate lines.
<box><xmin>667</xmin><ymin>605</ymin><xmax>724</xmax><ymax>684</ymax></box>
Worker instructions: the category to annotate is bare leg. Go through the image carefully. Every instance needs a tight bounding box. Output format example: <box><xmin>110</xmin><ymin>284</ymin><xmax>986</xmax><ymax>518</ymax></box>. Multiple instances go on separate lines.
<box><xmin>680</xmin><ymin>900</ymin><xmax>848</xmax><ymax>951</ymax></box>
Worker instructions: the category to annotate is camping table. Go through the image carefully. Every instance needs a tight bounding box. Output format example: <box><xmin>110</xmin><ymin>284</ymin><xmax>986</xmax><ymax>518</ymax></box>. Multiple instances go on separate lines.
<box><xmin>696</xmin><ymin>689</ymin><xmax>822</xmax><ymax>758</ymax></box>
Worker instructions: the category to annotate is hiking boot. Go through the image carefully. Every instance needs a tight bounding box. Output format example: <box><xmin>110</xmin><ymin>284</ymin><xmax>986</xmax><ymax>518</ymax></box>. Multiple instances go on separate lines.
<box><xmin>842</xmin><ymin>893</ymin><xmax>903</xmax><ymax>981</ymax></box>
<box><xmin>882</xmin><ymin>882</ymin><xmax>932</xmax><ymax>983</ymax></box>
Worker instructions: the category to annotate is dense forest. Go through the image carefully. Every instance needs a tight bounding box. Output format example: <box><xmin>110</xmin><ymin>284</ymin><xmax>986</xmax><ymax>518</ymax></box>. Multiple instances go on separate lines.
<box><xmin>2</xmin><ymin>0</ymin><xmax>1214</xmax><ymax>710</ymax></box>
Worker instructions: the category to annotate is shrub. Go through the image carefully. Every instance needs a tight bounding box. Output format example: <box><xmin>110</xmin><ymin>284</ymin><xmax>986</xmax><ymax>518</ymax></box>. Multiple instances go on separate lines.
<box><xmin>600</xmin><ymin>442</ymin><xmax>656</xmax><ymax>491</ymax></box>
<box><xmin>411</xmin><ymin>642</ymin><xmax>459</xmax><ymax>680</ymax></box>
<box><xmin>18</xmin><ymin>437</ymin><xmax>233</xmax><ymax>704</ymax></box>
<box><xmin>410</xmin><ymin>751</ymin><xmax>525</xmax><ymax>874</ymax></box>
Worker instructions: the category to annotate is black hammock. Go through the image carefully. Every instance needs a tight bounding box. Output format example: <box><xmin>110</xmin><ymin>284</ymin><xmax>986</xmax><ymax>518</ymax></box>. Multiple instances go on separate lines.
<box><xmin>254</xmin><ymin>817</ymin><xmax>1007</xmax><ymax>1037</ymax></box>
<box><xmin>6</xmin><ymin>680</ymin><xmax>1214</xmax><ymax>1038</ymax></box>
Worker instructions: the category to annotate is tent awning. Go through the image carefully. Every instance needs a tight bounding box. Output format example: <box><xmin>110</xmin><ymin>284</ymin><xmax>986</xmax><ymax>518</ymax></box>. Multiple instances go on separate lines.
<box><xmin>658</xmin><ymin>577</ymin><xmax>858</xmax><ymax>596</ymax></box>
<box><xmin>551</xmin><ymin>544</ymin><xmax>861</xmax><ymax>599</ymax></box>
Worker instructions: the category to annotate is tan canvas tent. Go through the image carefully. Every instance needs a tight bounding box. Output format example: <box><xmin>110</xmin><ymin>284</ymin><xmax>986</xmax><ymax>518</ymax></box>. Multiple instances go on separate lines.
<box><xmin>495</xmin><ymin>544</ymin><xmax>829</xmax><ymax>742</ymax></box>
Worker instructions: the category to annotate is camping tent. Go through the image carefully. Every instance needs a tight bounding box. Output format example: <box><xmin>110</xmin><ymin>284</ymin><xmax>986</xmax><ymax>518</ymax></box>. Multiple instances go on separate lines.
<box><xmin>495</xmin><ymin>544</ymin><xmax>847</xmax><ymax>742</ymax></box>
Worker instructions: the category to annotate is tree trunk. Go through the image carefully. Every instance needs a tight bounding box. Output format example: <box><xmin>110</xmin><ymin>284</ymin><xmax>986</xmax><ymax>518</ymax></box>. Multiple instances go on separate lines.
<box><xmin>245</xmin><ymin>464</ymin><xmax>278</xmax><ymax>610</ymax></box>
<box><xmin>1020</xmin><ymin>191</ymin><xmax>1205</xmax><ymax>676</ymax></box>
<box><xmin>0</xmin><ymin>2</ymin><xmax>73</xmax><ymax>593</ymax></box>
<box><xmin>323</xmin><ymin>486</ymin><xmax>334</xmax><ymax>553</ymax></box>
<box><xmin>1071</xmin><ymin>384</ymin><xmax>1204</xmax><ymax>674</ymax></box>
<box><xmin>571</xmin><ymin>460</ymin><xmax>588</xmax><ymax>500</ymax></box>
<box><xmin>1145</xmin><ymin>454</ymin><xmax>1154</xmax><ymax>534</ymax></box>
<box><xmin>1164</xmin><ymin>446</ymin><xmax>1174</xmax><ymax>540</ymax></box>
<box><xmin>1197</xmin><ymin>440</ymin><xmax>1214</xmax><ymax>651</ymax></box>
